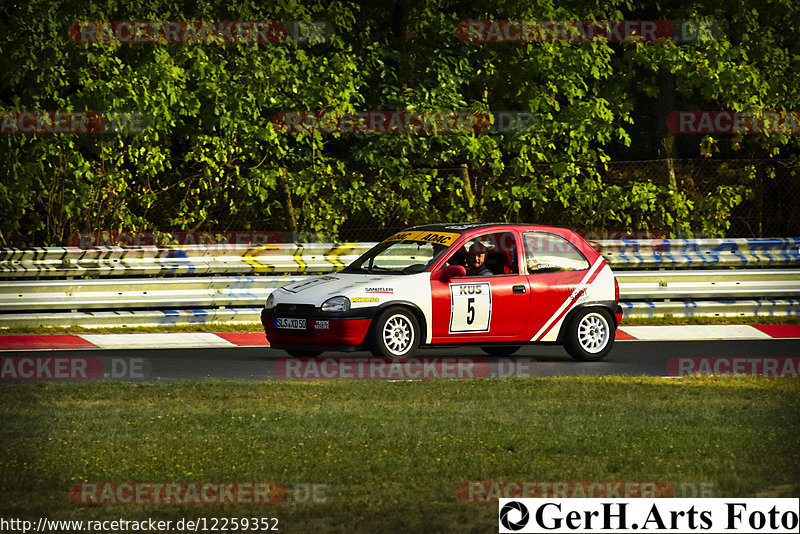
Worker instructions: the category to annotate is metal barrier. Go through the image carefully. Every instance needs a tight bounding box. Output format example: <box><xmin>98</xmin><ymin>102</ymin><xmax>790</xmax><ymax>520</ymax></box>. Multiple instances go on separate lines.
<box><xmin>0</xmin><ymin>308</ymin><xmax>264</xmax><ymax>328</ymax></box>
<box><xmin>616</xmin><ymin>269</ymin><xmax>800</xmax><ymax>299</ymax></box>
<box><xmin>2</xmin><ymin>238</ymin><xmax>799</xmax><ymax>278</ymax></box>
<box><xmin>592</xmin><ymin>238</ymin><xmax>800</xmax><ymax>267</ymax></box>
<box><xmin>0</xmin><ymin>243</ymin><xmax>372</xmax><ymax>278</ymax></box>
<box><xmin>0</xmin><ymin>277</ymin><xmax>293</xmax><ymax>311</ymax></box>
<box><xmin>619</xmin><ymin>299</ymin><xmax>800</xmax><ymax>319</ymax></box>
<box><xmin>2</xmin><ymin>270</ymin><xmax>799</xmax><ymax>313</ymax></box>
<box><xmin>2</xmin><ymin>299</ymin><xmax>798</xmax><ymax>328</ymax></box>
<box><xmin>0</xmin><ymin>239</ymin><xmax>798</xmax><ymax>326</ymax></box>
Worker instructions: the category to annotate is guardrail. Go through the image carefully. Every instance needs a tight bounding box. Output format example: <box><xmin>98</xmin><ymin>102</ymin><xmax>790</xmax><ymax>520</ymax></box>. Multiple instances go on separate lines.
<box><xmin>0</xmin><ymin>243</ymin><xmax>372</xmax><ymax>278</ymax></box>
<box><xmin>0</xmin><ymin>276</ymin><xmax>291</xmax><ymax>311</ymax></box>
<box><xmin>0</xmin><ymin>308</ymin><xmax>264</xmax><ymax>328</ymax></box>
<box><xmin>592</xmin><ymin>238</ymin><xmax>800</xmax><ymax>267</ymax></box>
<box><xmin>619</xmin><ymin>299</ymin><xmax>800</xmax><ymax>319</ymax></box>
<box><xmin>2</xmin><ymin>270</ymin><xmax>799</xmax><ymax>312</ymax></box>
<box><xmin>2</xmin><ymin>300</ymin><xmax>798</xmax><ymax>328</ymax></box>
<box><xmin>0</xmin><ymin>239</ymin><xmax>798</xmax><ymax>326</ymax></box>
<box><xmin>615</xmin><ymin>269</ymin><xmax>800</xmax><ymax>299</ymax></box>
<box><xmin>2</xmin><ymin>238</ymin><xmax>799</xmax><ymax>278</ymax></box>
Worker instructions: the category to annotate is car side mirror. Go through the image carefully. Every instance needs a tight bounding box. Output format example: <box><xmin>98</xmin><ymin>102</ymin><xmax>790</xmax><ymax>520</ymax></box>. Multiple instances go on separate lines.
<box><xmin>433</xmin><ymin>264</ymin><xmax>466</xmax><ymax>282</ymax></box>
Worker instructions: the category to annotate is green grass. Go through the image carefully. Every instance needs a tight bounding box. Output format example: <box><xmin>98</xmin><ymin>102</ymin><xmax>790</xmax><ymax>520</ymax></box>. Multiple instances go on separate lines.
<box><xmin>1</xmin><ymin>378</ymin><xmax>798</xmax><ymax>532</ymax></box>
<box><xmin>1</xmin><ymin>315</ymin><xmax>798</xmax><ymax>335</ymax></box>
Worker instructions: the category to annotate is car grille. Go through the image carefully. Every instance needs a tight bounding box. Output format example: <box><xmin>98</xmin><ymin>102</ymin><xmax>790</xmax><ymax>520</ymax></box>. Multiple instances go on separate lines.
<box><xmin>273</xmin><ymin>304</ymin><xmax>317</xmax><ymax>317</ymax></box>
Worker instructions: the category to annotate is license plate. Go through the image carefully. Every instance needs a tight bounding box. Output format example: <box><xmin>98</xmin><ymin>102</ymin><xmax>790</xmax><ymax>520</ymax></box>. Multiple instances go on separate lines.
<box><xmin>275</xmin><ymin>317</ymin><xmax>307</xmax><ymax>330</ymax></box>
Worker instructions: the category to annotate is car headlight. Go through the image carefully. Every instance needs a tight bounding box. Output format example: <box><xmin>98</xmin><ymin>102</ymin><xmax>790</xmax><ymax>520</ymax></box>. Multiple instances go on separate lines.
<box><xmin>321</xmin><ymin>296</ymin><xmax>350</xmax><ymax>313</ymax></box>
<box><xmin>265</xmin><ymin>293</ymin><xmax>276</xmax><ymax>309</ymax></box>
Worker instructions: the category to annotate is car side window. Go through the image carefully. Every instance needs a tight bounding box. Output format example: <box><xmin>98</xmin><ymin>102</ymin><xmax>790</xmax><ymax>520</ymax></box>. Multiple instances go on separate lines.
<box><xmin>523</xmin><ymin>232</ymin><xmax>590</xmax><ymax>273</ymax></box>
<box><xmin>443</xmin><ymin>232</ymin><xmax>519</xmax><ymax>276</ymax></box>
<box><xmin>483</xmin><ymin>232</ymin><xmax>519</xmax><ymax>275</ymax></box>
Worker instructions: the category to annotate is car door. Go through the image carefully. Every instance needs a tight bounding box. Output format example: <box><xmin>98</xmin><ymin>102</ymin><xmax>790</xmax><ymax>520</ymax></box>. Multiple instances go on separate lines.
<box><xmin>522</xmin><ymin>231</ymin><xmax>593</xmax><ymax>341</ymax></box>
<box><xmin>430</xmin><ymin>230</ymin><xmax>531</xmax><ymax>342</ymax></box>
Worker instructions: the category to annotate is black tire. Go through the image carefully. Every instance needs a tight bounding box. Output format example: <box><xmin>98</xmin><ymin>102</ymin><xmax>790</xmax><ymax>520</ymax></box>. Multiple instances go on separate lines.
<box><xmin>481</xmin><ymin>346</ymin><xmax>522</xmax><ymax>357</ymax></box>
<box><xmin>369</xmin><ymin>307</ymin><xmax>420</xmax><ymax>360</ymax></box>
<box><xmin>286</xmin><ymin>349</ymin><xmax>323</xmax><ymax>357</ymax></box>
<box><xmin>563</xmin><ymin>308</ymin><xmax>615</xmax><ymax>361</ymax></box>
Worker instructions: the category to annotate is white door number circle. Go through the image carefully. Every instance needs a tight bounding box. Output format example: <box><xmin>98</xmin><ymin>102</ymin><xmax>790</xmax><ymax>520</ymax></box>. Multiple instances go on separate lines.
<box><xmin>449</xmin><ymin>282</ymin><xmax>491</xmax><ymax>333</ymax></box>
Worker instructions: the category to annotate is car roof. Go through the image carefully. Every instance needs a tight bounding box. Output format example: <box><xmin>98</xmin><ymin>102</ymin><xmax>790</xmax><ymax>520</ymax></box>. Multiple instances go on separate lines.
<box><xmin>404</xmin><ymin>222</ymin><xmax>575</xmax><ymax>235</ymax></box>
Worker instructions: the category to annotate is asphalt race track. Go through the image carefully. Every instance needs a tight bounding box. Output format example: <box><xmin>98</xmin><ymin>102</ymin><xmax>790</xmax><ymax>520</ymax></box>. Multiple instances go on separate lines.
<box><xmin>2</xmin><ymin>340</ymin><xmax>798</xmax><ymax>382</ymax></box>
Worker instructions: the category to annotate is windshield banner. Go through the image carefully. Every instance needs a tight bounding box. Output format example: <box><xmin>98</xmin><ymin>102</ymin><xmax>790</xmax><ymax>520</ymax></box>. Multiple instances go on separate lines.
<box><xmin>382</xmin><ymin>230</ymin><xmax>461</xmax><ymax>246</ymax></box>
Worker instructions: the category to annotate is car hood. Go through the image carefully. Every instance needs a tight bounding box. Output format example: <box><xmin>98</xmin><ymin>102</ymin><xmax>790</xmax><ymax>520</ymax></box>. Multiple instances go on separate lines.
<box><xmin>272</xmin><ymin>272</ymin><xmax>428</xmax><ymax>307</ymax></box>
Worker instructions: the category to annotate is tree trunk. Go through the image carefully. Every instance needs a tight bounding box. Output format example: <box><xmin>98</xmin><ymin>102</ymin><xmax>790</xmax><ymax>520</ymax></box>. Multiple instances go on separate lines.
<box><xmin>657</xmin><ymin>69</ymin><xmax>678</xmax><ymax>189</ymax></box>
<box><xmin>459</xmin><ymin>163</ymin><xmax>477</xmax><ymax>218</ymax></box>
<box><xmin>280</xmin><ymin>168</ymin><xmax>298</xmax><ymax>236</ymax></box>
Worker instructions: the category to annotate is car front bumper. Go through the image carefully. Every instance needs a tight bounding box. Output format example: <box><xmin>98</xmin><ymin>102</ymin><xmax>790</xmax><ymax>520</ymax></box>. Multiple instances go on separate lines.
<box><xmin>261</xmin><ymin>307</ymin><xmax>376</xmax><ymax>349</ymax></box>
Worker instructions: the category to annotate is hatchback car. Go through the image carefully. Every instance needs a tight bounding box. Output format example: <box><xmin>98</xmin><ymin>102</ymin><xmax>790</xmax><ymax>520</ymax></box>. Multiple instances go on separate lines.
<box><xmin>261</xmin><ymin>223</ymin><xmax>621</xmax><ymax>360</ymax></box>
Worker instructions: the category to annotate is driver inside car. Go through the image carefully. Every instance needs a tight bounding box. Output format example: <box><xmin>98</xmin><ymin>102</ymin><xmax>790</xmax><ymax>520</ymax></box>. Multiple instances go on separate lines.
<box><xmin>465</xmin><ymin>242</ymin><xmax>492</xmax><ymax>276</ymax></box>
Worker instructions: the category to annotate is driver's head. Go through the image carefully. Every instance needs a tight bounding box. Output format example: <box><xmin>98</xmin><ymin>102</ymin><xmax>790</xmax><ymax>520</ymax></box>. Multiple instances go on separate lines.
<box><xmin>467</xmin><ymin>242</ymin><xmax>487</xmax><ymax>269</ymax></box>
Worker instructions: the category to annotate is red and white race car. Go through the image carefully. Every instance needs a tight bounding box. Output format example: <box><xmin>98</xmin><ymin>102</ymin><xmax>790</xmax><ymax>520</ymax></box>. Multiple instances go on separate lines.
<box><xmin>261</xmin><ymin>223</ymin><xmax>621</xmax><ymax>360</ymax></box>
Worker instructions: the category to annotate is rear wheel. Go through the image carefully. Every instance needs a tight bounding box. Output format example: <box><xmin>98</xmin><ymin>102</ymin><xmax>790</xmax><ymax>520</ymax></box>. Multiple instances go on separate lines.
<box><xmin>370</xmin><ymin>307</ymin><xmax>420</xmax><ymax>360</ymax></box>
<box><xmin>286</xmin><ymin>349</ymin><xmax>323</xmax><ymax>357</ymax></box>
<box><xmin>564</xmin><ymin>308</ymin><xmax>614</xmax><ymax>361</ymax></box>
<box><xmin>481</xmin><ymin>346</ymin><xmax>521</xmax><ymax>357</ymax></box>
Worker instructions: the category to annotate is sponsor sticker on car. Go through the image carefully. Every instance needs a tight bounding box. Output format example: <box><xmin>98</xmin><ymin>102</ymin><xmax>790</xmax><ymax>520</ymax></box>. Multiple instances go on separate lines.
<box><xmin>365</xmin><ymin>287</ymin><xmax>393</xmax><ymax>294</ymax></box>
<box><xmin>382</xmin><ymin>230</ymin><xmax>460</xmax><ymax>245</ymax></box>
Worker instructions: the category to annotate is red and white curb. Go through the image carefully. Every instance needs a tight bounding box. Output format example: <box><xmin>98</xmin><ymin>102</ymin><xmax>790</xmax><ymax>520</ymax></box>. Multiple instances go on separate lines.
<box><xmin>0</xmin><ymin>325</ymin><xmax>798</xmax><ymax>351</ymax></box>
<box><xmin>616</xmin><ymin>324</ymin><xmax>800</xmax><ymax>341</ymax></box>
<box><xmin>0</xmin><ymin>333</ymin><xmax>268</xmax><ymax>351</ymax></box>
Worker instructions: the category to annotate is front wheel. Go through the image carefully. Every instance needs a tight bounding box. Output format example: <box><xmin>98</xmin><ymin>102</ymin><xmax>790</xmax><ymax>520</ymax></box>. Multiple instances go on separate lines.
<box><xmin>564</xmin><ymin>308</ymin><xmax>614</xmax><ymax>361</ymax></box>
<box><xmin>370</xmin><ymin>307</ymin><xmax>420</xmax><ymax>360</ymax></box>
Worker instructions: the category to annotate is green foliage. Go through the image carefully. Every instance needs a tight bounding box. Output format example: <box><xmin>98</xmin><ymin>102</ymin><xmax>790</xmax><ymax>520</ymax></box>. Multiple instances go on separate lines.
<box><xmin>0</xmin><ymin>0</ymin><xmax>798</xmax><ymax>245</ymax></box>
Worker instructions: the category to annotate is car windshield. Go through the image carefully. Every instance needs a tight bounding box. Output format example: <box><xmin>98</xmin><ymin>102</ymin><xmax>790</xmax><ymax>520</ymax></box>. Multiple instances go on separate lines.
<box><xmin>342</xmin><ymin>240</ymin><xmax>451</xmax><ymax>275</ymax></box>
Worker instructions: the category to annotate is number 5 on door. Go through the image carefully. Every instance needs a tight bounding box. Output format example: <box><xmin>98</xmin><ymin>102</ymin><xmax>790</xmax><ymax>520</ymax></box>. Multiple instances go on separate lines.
<box><xmin>449</xmin><ymin>283</ymin><xmax>492</xmax><ymax>333</ymax></box>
